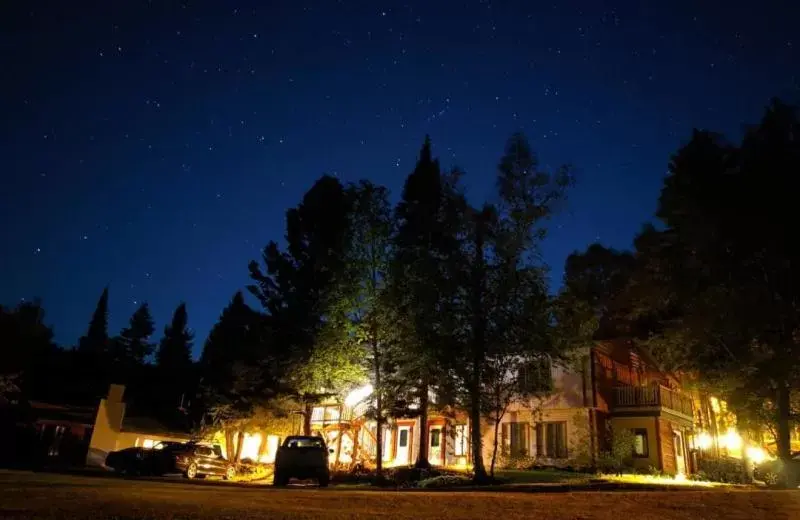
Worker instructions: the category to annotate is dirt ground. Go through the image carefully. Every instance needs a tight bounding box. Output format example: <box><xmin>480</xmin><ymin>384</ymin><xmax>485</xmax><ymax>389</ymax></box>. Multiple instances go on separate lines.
<box><xmin>1</xmin><ymin>470</ymin><xmax>798</xmax><ymax>520</ymax></box>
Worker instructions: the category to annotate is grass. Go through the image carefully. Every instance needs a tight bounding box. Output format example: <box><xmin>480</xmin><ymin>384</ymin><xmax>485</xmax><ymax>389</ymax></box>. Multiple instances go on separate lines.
<box><xmin>2</xmin><ymin>469</ymin><xmax>798</xmax><ymax>519</ymax></box>
<box><xmin>494</xmin><ymin>468</ymin><xmax>593</xmax><ymax>484</ymax></box>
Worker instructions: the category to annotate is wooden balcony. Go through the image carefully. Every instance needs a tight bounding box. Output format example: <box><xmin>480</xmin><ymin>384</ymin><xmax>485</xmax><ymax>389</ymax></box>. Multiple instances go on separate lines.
<box><xmin>612</xmin><ymin>385</ymin><xmax>694</xmax><ymax>420</ymax></box>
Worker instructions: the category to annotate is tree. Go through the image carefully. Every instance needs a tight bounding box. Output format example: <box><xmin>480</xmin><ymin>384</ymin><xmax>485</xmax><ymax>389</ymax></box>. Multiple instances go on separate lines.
<box><xmin>386</xmin><ymin>136</ymin><xmax>465</xmax><ymax>468</ymax></box>
<box><xmin>198</xmin><ymin>292</ymin><xmax>276</xmax><ymax>461</ymax></box>
<box><xmin>630</xmin><ymin>100</ymin><xmax>800</xmax><ymax>486</ymax></box>
<box><xmin>0</xmin><ymin>300</ymin><xmax>57</xmax><ymax>400</ymax></box>
<box><xmin>156</xmin><ymin>303</ymin><xmax>194</xmax><ymax>408</ymax></box>
<box><xmin>248</xmin><ymin>175</ymin><xmax>357</xmax><ymax>431</ymax></box>
<box><xmin>115</xmin><ymin>303</ymin><xmax>156</xmax><ymax>366</ymax></box>
<box><xmin>457</xmin><ymin>133</ymin><xmax>571</xmax><ymax>481</ymax></box>
<box><xmin>78</xmin><ymin>287</ymin><xmax>110</xmax><ymax>357</ymax></box>
<box><xmin>342</xmin><ymin>180</ymin><xmax>394</xmax><ymax>477</ymax></box>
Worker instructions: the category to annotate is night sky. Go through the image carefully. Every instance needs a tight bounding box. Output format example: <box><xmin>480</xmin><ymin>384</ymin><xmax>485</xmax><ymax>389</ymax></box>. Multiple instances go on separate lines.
<box><xmin>2</xmin><ymin>1</ymin><xmax>797</xmax><ymax>355</ymax></box>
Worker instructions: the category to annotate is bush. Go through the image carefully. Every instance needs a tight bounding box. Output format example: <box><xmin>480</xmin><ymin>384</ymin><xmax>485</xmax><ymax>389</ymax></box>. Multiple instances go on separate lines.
<box><xmin>595</xmin><ymin>426</ymin><xmax>636</xmax><ymax>475</ymax></box>
<box><xmin>233</xmin><ymin>460</ymin><xmax>272</xmax><ymax>482</ymax></box>
<box><xmin>695</xmin><ymin>456</ymin><xmax>746</xmax><ymax>484</ymax></box>
<box><xmin>500</xmin><ymin>453</ymin><xmax>538</xmax><ymax>470</ymax></box>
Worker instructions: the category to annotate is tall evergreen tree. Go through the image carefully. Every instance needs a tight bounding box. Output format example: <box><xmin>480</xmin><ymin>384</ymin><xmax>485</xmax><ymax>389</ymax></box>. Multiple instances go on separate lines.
<box><xmin>386</xmin><ymin>136</ymin><xmax>465</xmax><ymax>468</ymax></box>
<box><xmin>157</xmin><ymin>303</ymin><xmax>193</xmax><ymax>370</ymax></box>
<box><xmin>116</xmin><ymin>302</ymin><xmax>156</xmax><ymax>365</ymax></box>
<box><xmin>156</xmin><ymin>303</ymin><xmax>194</xmax><ymax>407</ymax></box>
<box><xmin>78</xmin><ymin>287</ymin><xmax>110</xmax><ymax>356</ymax></box>
<box><xmin>199</xmin><ymin>292</ymin><xmax>274</xmax><ymax>460</ymax></box>
<box><xmin>248</xmin><ymin>175</ymin><xmax>361</xmax><ymax>431</ymax></box>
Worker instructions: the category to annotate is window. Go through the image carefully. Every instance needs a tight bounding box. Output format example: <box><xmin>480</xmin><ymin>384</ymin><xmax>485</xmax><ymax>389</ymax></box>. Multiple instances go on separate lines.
<box><xmin>430</xmin><ymin>429</ymin><xmax>441</xmax><ymax>448</ymax></box>
<box><xmin>674</xmin><ymin>433</ymin><xmax>684</xmax><ymax>457</ymax></box>
<box><xmin>454</xmin><ymin>424</ymin><xmax>468</xmax><ymax>457</ymax></box>
<box><xmin>632</xmin><ymin>429</ymin><xmax>648</xmax><ymax>458</ymax></box>
<box><xmin>284</xmin><ymin>437</ymin><xmax>325</xmax><ymax>449</ymax></box>
<box><xmin>502</xmin><ymin>422</ymin><xmax>529</xmax><ymax>456</ymax></box>
<box><xmin>535</xmin><ymin>422</ymin><xmax>567</xmax><ymax>458</ymax></box>
<box><xmin>399</xmin><ymin>429</ymin><xmax>409</xmax><ymax>448</ymax></box>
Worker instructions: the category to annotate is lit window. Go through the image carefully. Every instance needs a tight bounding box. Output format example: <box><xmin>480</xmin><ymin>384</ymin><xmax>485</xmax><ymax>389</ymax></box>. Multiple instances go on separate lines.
<box><xmin>430</xmin><ymin>429</ymin><xmax>441</xmax><ymax>448</ymax></box>
<box><xmin>632</xmin><ymin>429</ymin><xmax>648</xmax><ymax>458</ymax></box>
<box><xmin>399</xmin><ymin>429</ymin><xmax>409</xmax><ymax>448</ymax></box>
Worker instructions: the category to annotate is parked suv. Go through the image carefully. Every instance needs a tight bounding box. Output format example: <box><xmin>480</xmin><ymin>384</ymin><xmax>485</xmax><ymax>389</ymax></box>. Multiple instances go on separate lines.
<box><xmin>273</xmin><ymin>436</ymin><xmax>332</xmax><ymax>487</ymax></box>
<box><xmin>172</xmin><ymin>443</ymin><xmax>236</xmax><ymax>480</ymax></box>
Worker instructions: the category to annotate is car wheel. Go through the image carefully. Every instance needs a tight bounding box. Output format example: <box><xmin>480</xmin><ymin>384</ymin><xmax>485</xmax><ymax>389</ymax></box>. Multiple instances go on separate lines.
<box><xmin>224</xmin><ymin>466</ymin><xmax>236</xmax><ymax>481</ymax></box>
<box><xmin>185</xmin><ymin>463</ymin><xmax>198</xmax><ymax>479</ymax></box>
<box><xmin>318</xmin><ymin>474</ymin><xmax>330</xmax><ymax>488</ymax></box>
<box><xmin>273</xmin><ymin>473</ymin><xmax>288</xmax><ymax>487</ymax></box>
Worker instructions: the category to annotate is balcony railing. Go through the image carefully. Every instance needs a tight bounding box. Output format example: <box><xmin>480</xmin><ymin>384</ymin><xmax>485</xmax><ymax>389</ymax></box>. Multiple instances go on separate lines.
<box><xmin>612</xmin><ymin>385</ymin><xmax>694</xmax><ymax>418</ymax></box>
<box><xmin>310</xmin><ymin>401</ymin><xmax>370</xmax><ymax>425</ymax></box>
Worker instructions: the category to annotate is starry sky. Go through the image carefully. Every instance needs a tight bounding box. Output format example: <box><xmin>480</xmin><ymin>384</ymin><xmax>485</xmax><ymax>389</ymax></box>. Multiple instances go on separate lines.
<box><xmin>1</xmin><ymin>1</ymin><xmax>797</xmax><ymax>355</ymax></box>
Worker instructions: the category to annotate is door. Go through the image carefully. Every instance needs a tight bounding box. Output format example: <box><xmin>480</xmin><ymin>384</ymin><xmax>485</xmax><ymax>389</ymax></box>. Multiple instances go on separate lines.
<box><xmin>395</xmin><ymin>426</ymin><xmax>411</xmax><ymax>465</ymax></box>
<box><xmin>673</xmin><ymin>430</ymin><xmax>687</xmax><ymax>476</ymax></box>
<box><xmin>428</xmin><ymin>426</ymin><xmax>444</xmax><ymax>466</ymax></box>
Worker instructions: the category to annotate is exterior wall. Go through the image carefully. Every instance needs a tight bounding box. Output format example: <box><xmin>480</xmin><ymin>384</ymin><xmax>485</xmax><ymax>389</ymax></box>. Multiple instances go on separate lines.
<box><xmin>482</xmin><ymin>407</ymin><xmax>594</xmax><ymax>468</ymax></box>
<box><xmin>609</xmin><ymin>416</ymin><xmax>660</xmax><ymax>472</ymax></box>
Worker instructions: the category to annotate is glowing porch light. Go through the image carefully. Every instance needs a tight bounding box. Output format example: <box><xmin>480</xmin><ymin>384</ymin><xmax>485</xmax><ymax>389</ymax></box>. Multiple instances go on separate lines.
<box><xmin>344</xmin><ymin>384</ymin><xmax>374</xmax><ymax>407</ymax></box>
<box><xmin>720</xmin><ymin>428</ymin><xmax>742</xmax><ymax>450</ymax></box>
<box><xmin>746</xmin><ymin>446</ymin><xmax>768</xmax><ymax>464</ymax></box>
<box><xmin>695</xmin><ymin>431</ymin><xmax>713</xmax><ymax>450</ymax></box>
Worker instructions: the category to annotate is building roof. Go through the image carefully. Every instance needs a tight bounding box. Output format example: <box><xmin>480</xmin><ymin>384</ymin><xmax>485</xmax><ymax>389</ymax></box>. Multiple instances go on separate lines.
<box><xmin>121</xmin><ymin>415</ymin><xmax>193</xmax><ymax>438</ymax></box>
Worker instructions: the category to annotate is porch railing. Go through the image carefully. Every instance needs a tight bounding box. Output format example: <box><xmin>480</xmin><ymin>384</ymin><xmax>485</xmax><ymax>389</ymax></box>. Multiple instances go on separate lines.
<box><xmin>612</xmin><ymin>385</ymin><xmax>693</xmax><ymax>418</ymax></box>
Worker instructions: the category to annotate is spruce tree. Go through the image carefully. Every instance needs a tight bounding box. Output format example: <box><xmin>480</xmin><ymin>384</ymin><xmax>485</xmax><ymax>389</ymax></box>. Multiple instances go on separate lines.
<box><xmin>157</xmin><ymin>303</ymin><xmax>193</xmax><ymax>371</ymax></box>
<box><xmin>78</xmin><ymin>287</ymin><xmax>110</xmax><ymax>356</ymax></box>
<box><xmin>118</xmin><ymin>302</ymin><xmax>156</xmax><ymax>365</ymax></box>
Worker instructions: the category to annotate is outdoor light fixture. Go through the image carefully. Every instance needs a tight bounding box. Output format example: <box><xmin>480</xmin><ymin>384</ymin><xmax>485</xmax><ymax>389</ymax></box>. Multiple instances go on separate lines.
<box><xmin>745</xmin><ymin>445</ymin><xmax>768</xmax><ymax>464</ymax></box>
<box><xmin>344</xmin><ymin>384</ymin><xmax>374</xmax><ymax>407</ymax></box>
<box><xmin>695</xmin><ymin>431</ymin><xmax>713</xmax><ymax>450</ymax></box>
<box><xmin>720</xmin><ymin>427</ymin><xmax>742</xmax><ymax>451</ymax></box>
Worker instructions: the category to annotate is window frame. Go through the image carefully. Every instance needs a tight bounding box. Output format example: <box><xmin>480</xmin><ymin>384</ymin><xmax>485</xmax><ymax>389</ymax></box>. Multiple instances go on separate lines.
<box><xmin>631</xmin><ymin>428</ymin><xmax>649</xmax><ymax>458</ymax></box>
<box><xmin>536</xmin><ymin>421</ymin><xmax>568</xmax><ymax>459</ymax></box>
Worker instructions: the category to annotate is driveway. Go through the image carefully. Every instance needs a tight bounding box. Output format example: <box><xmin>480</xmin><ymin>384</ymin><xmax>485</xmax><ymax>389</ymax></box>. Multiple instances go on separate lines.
<box><xmin>1</xmin><ymin>470</ymin><xmax>798</xmax><ymax>519</ymax></box>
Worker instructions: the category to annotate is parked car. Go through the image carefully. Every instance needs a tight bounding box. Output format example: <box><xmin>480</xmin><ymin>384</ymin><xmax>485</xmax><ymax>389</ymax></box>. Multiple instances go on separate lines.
<box><xmin>105</xmin><ymin>447</ymin><xmax>149</xmax><ymax>476</ymax></box>
<box><xmin>171</xmin><ymin>442</ymin><xmax>236</xmax><ymax>480</ymax></box>
<box><xmin>273</xmin><ymin>435</ymin><xmax>332</xmax><ymax>487</ymax></box>
<box><xmin>754</xmin><ymin>451</ymin><xmax>800</xmax><ymax>487</ymax></box>
<box><xmin>105</xmin><ymin>441</ymin><xmax>188</xmax><ymax>476</ymax></box>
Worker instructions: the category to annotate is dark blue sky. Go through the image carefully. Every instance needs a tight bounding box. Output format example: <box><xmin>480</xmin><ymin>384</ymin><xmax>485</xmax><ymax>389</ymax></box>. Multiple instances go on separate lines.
<box><xmin>1</xmin><ymin>1</ymin><xmax>797</xmax><ymax>355</ymax></box>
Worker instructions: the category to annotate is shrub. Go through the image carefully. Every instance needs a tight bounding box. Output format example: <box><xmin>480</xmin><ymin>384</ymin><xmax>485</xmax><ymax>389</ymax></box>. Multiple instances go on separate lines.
<box><xmin>500</xmin><ymin>453</ymin><xmax>538</xmax><ymax>470</ymax></box>
<box><xmin>695</xmin><ymin>456</ymin><xmax>746</xmax><ymax>484</ymax></box>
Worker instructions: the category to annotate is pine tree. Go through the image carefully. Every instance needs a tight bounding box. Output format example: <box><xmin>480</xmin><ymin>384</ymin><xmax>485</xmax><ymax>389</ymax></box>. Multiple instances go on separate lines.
<box><xmin>386</xmin><ymin>136</ymin><xmax>466</xmax><ymax>468</ymax></box>
<box><xmin>117</xmin><ymin>302</ymin><xmax>155</xmax><ymax>365</ymax></box>
<box><xmin>157</xmin><ymin>303</ymin><xmax>193</xmax><ymax>371</ymax></box>
<box><xmin>78</xmin><ymin>287</ymin><xmax>110</xmax><ymax>356</ymax></box>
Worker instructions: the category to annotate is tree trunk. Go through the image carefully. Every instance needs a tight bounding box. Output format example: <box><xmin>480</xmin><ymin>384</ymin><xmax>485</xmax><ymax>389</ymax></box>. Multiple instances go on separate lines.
<box><xmin>225</xmin><ymin>430</ymin><xmax>235</xmax><ymax>461</ymax></box>
<box><xmin>375</xmin><ymin>394</ymin><xmax>384</xmax><ymax>478</ymax></box>
<box><xmin>415</xmin><ymin>382</ymin><xmax>430</xmax><ymax>468</ymax></box>
<box><xmin>469</xmin><ymin>211</ymin><xmax>489</xmax><ymax>483</ymax></box>
<box><xmin>303</xmin><ymin>400</ymin><xmax>313</xmax><ymax>436</ymax></box>
<box><xmin>490</xmin><ymin>418</ymin><xmax>502</xmax><ymax>477</ymax></box>
<box><xmin>373</xmin><ymin>333</ymin><xmax>384</xmax><ymax>478</ymax></box>
<box><xmin>777</xmin><ymin>381</ymin><xmax>794</xmax><ymax>487</ymax></box>
<box><xmin>235</xmin><ymin>429</ymin><xmax>245</xmax><ymax>463</ymax></box>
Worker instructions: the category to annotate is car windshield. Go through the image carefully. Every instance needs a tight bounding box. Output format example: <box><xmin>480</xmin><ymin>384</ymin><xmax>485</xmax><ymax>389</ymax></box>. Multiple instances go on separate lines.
<box><xmin>284</xmin><ymin>437</ymin><xmax>325</xmax><ymax>449</ymax></box>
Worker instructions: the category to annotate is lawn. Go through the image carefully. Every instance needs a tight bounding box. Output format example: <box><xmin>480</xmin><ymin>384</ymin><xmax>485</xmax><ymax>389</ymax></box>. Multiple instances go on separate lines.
<box><xmin>1</xmin><ymin>470</ymin><xmax>799</xmax><ymax>519</ymax></box>
<box><xmin>494</xmin><ymin>468</ymin><xmax>593</xmax><ymax>484</ymax></box>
